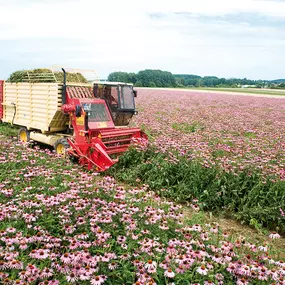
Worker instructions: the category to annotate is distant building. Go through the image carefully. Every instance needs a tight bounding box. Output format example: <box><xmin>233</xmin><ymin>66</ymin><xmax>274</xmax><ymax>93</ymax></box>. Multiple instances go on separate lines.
<box><xmin>241</xmin><ymin>85</ymin><xmax>256</xmax><ymax>88</ymax></box>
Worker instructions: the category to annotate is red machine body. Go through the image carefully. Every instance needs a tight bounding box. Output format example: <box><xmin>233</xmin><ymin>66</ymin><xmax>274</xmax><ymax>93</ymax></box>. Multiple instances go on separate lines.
<box><xmin>62</xmin><ymin>85</ymin><xmax>146</xmax><ymax>171</ymax></box>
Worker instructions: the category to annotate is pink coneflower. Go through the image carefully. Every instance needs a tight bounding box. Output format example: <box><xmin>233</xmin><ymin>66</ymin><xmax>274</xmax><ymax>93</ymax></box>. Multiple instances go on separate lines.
<box><xmin>191</xmin><ymin>204</ymin><xmax>200</xmax><ymax>211</ymax></box>
<box><xmin>210</xmin><ymin>226</ymin><xmax>219</xmax><ymax>234</ymax></box>
<box><xmin>121</xmin><ymin>253</ymin><xmax>130</xmax><ymax>260</ymax></box>
<box><xmin>238</xmin><ymin>265</ymin><xmax>251</xmax><ymax>276</ymax></box>
<box><xmin>145</xmin><ymin>260</ymin><xmax>157</xmax><ymax>273</ymax></box>
<box><xmin>258</xmin><ymin>244</ymin><xmax>268</xmax><ymax>252</ymax></box>
<box><xmin>167</xmin><ymin>245</ymin><xmax>177</xmax><ymax>255</ymax></box>
<box><xmin>18</xmin><ymin>270</ymin><xmax>27</xmax><ymax>280</ymax></box>
<box><xmin>9</xmin><ymin>260</ymin><xmax>23</xmax><ymax>270</ymax></box>
<box><xmin>164</xmin><ymin>268</ymin><xmax>175</xmax><ymax>278</ymax></box>
<box><xmin>269</xmin><ymin>232</ymin><xmax>280</xmax><ymax>239</ymax></box>
<box><xmin>6</xmin><ymin>227</ymin><xmax>16</xmax><ymax>233</ymax></box>
<box><xmin>215</xmin><ymin>273</ymin><xmax>224</xmax><ymax>281</ymax></box>
<box><xmin>19</xmin><ymin>242</ymin><xmax>28</xmax><ymax>250</ymax></box>
<box><xmin>176</xmin><ymin>265</ymin><xmax>185</xmax><ymax>274</ymax></box>
<box><xmin>91</xmin><ymin>275</ymin><xmax>107</xmax><ymax>285</ymax></box>
<box><xmin>236</xmin><ymin>277</ymin><xmax>249</xmax><ymax>285</ymax></box>
<box><xmin>66</xmin><ymin>272</ymin><xmax>77</xmax><ymax>283</ymax></box>
<box><xmin>108</xmin><ymin>262</ymin><xmax>118</xmax><ymax>270</ymax></box>
<box><xmin>226</xmin><ymin>263</ymin><xmax>237</xmax><ymax>273</ymax></box>
<box><xmin>222</xmin><ymin>232</ymin><xmax>229</xmax><ymax>238</ymax></box>
<box><xmin>204</xmin><ymin>280</ymin><xmax>215</xmax><ymax>285</ymax></box>
<box><xmin>197</xmin><ymin>264</ymin><xmax>208</xmax><ymax>275</ymax></box>
<box><xmin>133</xmin><ymin>260</ymin><xmax>143</xmax><ymax>268</ymax></box>
<box><xmin>175</xmin><ymin>255</ymin><xmax>185</xmax><ymax>265</ymax></box>
<box><xmin>41</xmin><ymin>268</ymin><xmax>54</xmax><ymax>278</ymax></box>
<box><xmin>0</xmin><ymin>260</ymin><xmax>9</xmax><ymax>270</ymax></box>
<box><xmin>60</xmin><ymin>253</ymin><xmax>71</xmax><ymax>264</ymax></box>
<box><xmin>159</xmin><ymin>223</ymin><xmax>169</xmax><ymax>230</ymax></box>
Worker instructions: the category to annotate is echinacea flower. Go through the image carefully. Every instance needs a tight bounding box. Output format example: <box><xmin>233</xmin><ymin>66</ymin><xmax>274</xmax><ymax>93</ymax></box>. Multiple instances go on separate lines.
<box><xmin>164</xmin><ymin>268</ymin><xmax>175</xmax><ymax>278</ymax></box>
<box><xmin>145</xmin><ymin>260</ymin><xmax>157</xmax><ymax>273</ymax></box>
<box><xmin>269</xmin><ymin>232</ymin><xmax>280</xmax><ymax>239</ymax></box>
<box><xmin>197</xmin><ymin>264</ymin><xmax>208</xmax><ymax>275</ymax></box>
<box><xmin>108</xmin><ymin>262</ymin><xmax>118</xmax><ymax>270</ymax></box>
<box><xmin>91</xmin><ymin>275</ymin><xmax>107</xmax><ymax>285</ymax></box>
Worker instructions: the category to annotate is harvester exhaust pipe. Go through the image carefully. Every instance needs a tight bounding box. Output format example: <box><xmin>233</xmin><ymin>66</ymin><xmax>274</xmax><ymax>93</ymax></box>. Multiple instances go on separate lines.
<box><xmin>62</xmin><ymin>68</ymin><xmax>67</xmax><ymax>104</ymax></box>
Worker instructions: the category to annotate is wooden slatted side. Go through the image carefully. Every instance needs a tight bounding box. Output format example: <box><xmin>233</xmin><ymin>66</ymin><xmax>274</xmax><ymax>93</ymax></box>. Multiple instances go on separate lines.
<box><xmin>3</xmin><ymin>83</ymin><xmax>67</xmax><ymax>132</ymax></box>
<box><xmin>0</xmin><ymin>81</ymin><xmax>3</xmax><ymax>120</ymax></box>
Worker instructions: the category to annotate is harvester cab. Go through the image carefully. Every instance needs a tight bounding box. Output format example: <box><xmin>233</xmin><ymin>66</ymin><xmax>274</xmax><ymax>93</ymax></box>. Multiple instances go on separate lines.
<box><xmin>93</xmin><ymin>81</ymin><xmax>138</xmax><ymax>126</ymax></box>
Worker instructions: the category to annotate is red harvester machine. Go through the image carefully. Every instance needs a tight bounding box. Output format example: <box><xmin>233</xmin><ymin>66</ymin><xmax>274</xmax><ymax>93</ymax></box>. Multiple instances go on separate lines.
<box><xmin>0</xmin><ymin>68</ymin><xmax>147</xmax><ymax>171</ymax></box>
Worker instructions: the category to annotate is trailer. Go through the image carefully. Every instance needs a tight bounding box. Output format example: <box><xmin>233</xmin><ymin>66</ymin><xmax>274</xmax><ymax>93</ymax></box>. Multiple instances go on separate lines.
<box><xmin>0</xmin><ymin>68</ymin><xmax>147</xmax><ymax>171</ymax></box>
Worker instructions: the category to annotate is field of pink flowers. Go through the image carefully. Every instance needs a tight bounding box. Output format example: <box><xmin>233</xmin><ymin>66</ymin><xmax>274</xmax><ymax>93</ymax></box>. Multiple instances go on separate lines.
<box><xmin>133</xmin><ymin>89</ymin><xmax>285</xmax><ymax>180</ymax></box>
<box><xmin>0</xmin><ymin>136</ymin><xmax>285</xmax><ymax>285</ymax></box>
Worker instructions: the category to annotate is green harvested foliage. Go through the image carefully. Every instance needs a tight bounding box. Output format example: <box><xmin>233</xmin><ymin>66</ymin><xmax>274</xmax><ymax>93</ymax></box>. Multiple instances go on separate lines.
<box><xmin>7</xmin><ymin>68</ymin><xmax>88</xmax><ymax>83</ymax></box>
<box><xmin>108</xmin><ymin>146</ymin><xmax>285</xmax><ymax>234</ymax></box>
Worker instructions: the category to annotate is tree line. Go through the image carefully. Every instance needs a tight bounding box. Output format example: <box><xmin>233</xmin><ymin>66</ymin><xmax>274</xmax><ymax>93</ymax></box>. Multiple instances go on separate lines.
<box><xmin>108</xmin><ymin>70</ymin><xmax>176</xmax><ymax>88</ymax></box>
<box><xmin>107</xmin><ymin>70</ymin><xmax>285</xmax><ymax>88</ymax></box>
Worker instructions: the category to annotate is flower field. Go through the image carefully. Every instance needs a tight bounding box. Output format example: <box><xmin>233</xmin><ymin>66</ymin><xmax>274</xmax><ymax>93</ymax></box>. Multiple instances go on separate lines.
<box><xmin>0</xmin><ymin>135</ymin><xmax>285</xmax><ymax>285</ymax></box>
<box><xmin>109</xmin><ymin>89</ymin><xmax>285</xmax><ymax>234</ymax></box>
<box><xmin>133</xmin><ymin>89</ymin><xmax>285</xmax><ymax>180</ymax></box>
<box><xmin>0</xmin><ymin>89</ymin><xmax>284</xmax><ymax>284</ymax></box>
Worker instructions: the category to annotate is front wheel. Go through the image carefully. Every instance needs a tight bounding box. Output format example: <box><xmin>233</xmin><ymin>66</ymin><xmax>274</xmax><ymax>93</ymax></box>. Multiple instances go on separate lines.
<box><xmin>18</xmin><ymin>128</ymin><xmax>30</xmax><ymax>143</ymax></box>
<box><xmin>54</xmin><ymin>138</ymin><xmax>70</xmax><ymax>155</ymax></box>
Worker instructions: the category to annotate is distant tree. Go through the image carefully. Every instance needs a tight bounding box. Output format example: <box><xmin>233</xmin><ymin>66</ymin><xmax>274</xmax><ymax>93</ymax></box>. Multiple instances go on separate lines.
<box><xmin>137</xmin><ymin>69</ymin><xmax>176</xmax><ymax>87</ymax></box>
<box><xmin>108</xmin><ymin>71</ymin><xmax>275</xmax><ymax>89</ymax></box>
<box><xmin>108</xmin><ymin>72</ymin><xmax>136</xmax><ymax>83</ymax></box>
<box><xmin>134</xmin><ymin>80</ymin><xmax>143</xmax><ymax>87</ymax></box>
<box><xmin>155</xmin><ymin>80</ymin><xmax>163</xmax><ymax>87</ymax></box>
<box><xmin>128</xmin><ymin>73</ymin><xmax>137</xmax><ymax>84</ymax></box>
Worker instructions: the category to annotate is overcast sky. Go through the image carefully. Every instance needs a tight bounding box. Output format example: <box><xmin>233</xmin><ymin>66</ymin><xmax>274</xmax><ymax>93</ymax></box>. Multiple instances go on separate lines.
<box><xmin>0</xmin><ymin>0</ymin><xmax>285</xmax><ymax>80</ymax></box>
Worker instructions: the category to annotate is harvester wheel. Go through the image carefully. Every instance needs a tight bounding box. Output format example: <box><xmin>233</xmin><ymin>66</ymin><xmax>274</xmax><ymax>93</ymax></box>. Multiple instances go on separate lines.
<box><xmin>54</xmin><ymin>138</ymin><xmax>70</xmax><ymax>155</ymax></box>
<box><xmin>18</xmin><ymin>128</ymin><xmax>30</xmax><ymax>143</ymax></box>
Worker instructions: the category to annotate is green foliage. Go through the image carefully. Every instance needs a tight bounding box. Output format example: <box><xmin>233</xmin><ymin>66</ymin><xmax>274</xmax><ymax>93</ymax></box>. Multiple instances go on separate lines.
<box><xmin>108</xmin><ymin>69</ymin><xmax>176</xmax><ymax>88</ymax></box>
<box><xmin>107</xmin><ymin>71</ymin><xmax>137</xmax><ymax>84</ymax></box>
<box><xmin>172</xmin><ymin>122</ymin><xmax>205</xmax><ymax>133</ymax></box>
<box><xmin>174</xmin><ymin>74</ymin><xmax>258</xmax><ymax>88</ymax></box>
<box><xmin>0</xmin><ymin>123</ymin><xmax>19</xmax><ymax>137</ymax></box>
<box><xmin>134</xmin><ymin>80</ymin><xmax>143</xmax><ymax>87</ymax></box>
<box><xmin>244</xmin><ymin>131</ymin><xmax>257</xmax><ymax>138</ymax></box>
<box><xmin>108</xmin><ymin>70</ymin><xmax>285</xmax><ymax>89</ymax></box>
<box><xmin>108</xmin><ymin>147</ymin><xmax>285</xmax><ymax>233</ymax></box>
<box><xmin>137</xmin><ymin>69</ymin><xmax>176</xmax><ymax>87</ymax></box>
<box><xmin>174</xmin><ymin>74</ymin><xmax>285</xmax><ymax>88</ymax></box>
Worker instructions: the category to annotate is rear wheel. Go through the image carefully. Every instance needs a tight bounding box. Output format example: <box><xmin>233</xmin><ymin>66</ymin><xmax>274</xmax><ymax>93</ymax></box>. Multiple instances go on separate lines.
<box><xmin>18</xmin><ymin>128</ymin><xmax>30</xmax><ymax>143</ymax></box>
<box><xmin>54</xmin><ymin>138</ymin><xmax>70</xmax><ymax>155</ymax></box>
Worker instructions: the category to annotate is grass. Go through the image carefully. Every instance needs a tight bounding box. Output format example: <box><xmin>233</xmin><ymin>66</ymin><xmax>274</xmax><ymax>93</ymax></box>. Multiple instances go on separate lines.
<box><xmin>0</xmin><ymin>122</ymin><xmax>19</xmax><ymax>137</ymax></box>
<box><xmin>172</xmin><ymin>122</ymin><xmax>205</xmax><ymax>133</ymax></box>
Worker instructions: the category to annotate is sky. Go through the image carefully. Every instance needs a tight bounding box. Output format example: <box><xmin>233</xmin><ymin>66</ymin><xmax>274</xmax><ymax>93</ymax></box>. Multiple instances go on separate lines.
<box><xmin>0</xmin><ymin>0</ymin><xmax>285</xmax><ymax>80</ymax></box>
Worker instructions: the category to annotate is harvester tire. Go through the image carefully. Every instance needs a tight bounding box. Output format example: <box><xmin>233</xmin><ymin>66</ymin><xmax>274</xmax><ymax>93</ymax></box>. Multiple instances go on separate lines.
<box><xmin>18</xmin><ymin>128</ymin><xmax>30</xmax><ymax>143</ymax></box>
<box><xmin>54</xmin><ymin>138</ymin><xmax>70</xmax><ymax>155</ymax></box>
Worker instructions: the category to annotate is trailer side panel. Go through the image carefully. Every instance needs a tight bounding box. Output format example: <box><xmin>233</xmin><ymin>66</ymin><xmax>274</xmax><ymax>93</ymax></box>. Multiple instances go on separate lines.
<box><xmin>0</xmin><ymin>80</ymin><xmax>3</xmax><ymax>120</ymax></box>
<box><xmin>3</xmin><ymin>83</ymin><xmax>68</xmax><ymax>132</ymax></box>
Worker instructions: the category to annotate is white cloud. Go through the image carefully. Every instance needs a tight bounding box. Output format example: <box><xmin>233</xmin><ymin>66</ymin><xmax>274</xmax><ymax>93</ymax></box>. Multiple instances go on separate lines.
<box><xmin>145</xmin><ymin>0</ymin><xmax>285</xmax><ymax>17</ymax></box>
<box><xmin>0</xmin><ymin>0</ymin><xmax>284</xmax><ymax>79</ymax></box>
